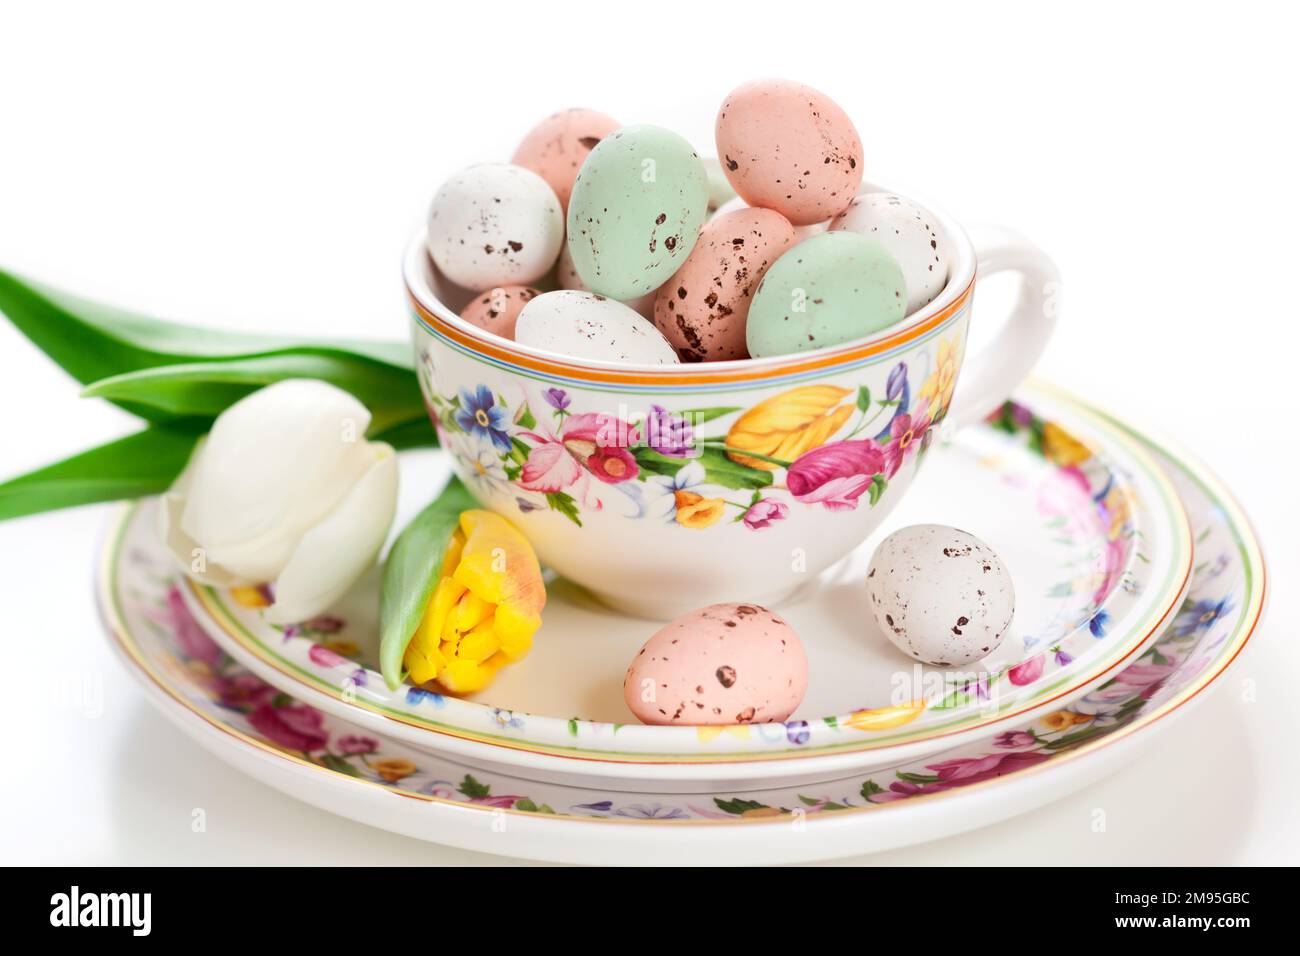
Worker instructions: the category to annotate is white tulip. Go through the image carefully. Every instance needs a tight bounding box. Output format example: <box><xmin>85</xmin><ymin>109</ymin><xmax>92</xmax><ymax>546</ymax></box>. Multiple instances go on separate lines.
<box><xmin>158</xmin><ymin>379</ymin><xmax>399</xmax><ymax>624</ymax></box>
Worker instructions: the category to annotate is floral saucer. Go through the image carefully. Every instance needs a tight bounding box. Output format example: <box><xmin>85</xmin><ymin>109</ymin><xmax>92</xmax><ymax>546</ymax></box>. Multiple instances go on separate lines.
<box><xmin>98</xmin><ymin>403</ymin><xmax>1264</xmax><ymax>864</ymax></box>
<box><xmin>173</xmin><ymin>385</ymin><xmax>1189</xmax><ymax>790</ymax></box>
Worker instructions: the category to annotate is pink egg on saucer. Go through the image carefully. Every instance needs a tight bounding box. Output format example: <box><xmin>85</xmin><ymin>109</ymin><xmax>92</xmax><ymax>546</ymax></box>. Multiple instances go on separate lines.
<box><xmin>715</xmin><ymin>79</ymin><xmax>864</xmax><ymax>226</ymax></box>
<box><xmin>458</xmin><ymin>285</ymin><xmax>541</xmax><ymax>339</ymax></box>
<box><xmin>512</xmin><ymin>108</ymin><xmax>621</xmax><ymax>213</ymax></box>
<box><xmin>624</xmin><ymin>603</ymin><xmax>808</xmax><ymax>725</ymax></box>
<box><xmin>654</xmin><ymin>207</ymin><xmax>797</xmax><ymax>361</ymax></box>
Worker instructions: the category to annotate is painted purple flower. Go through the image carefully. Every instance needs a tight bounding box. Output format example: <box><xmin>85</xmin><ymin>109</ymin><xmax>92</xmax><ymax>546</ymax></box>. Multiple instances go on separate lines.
<box><xmin>167</xmin><ymin>586</ymin><xmax>221</xmax><ymax>665</ymax></box>
<box><xmin>928</xmin><ymin>750</ymin><xmax>1051</xmax><ymax>784</ymax></box>
<box><xmin>886</xmin><ymin>361</ymin><xmax>909</xmax><ymax>402</ymax></box>
<box><xmin>645</xmin><ymin>405</ymin><xmax>694</xmax><ymax>457</ymax></box>
<box><xmin>1007</xmin><ymin>653</ymin><xmax>1045</xmax><ymax>686</ymax></box>
<box><xmin>786</xmin><ymin>440</ymin><xmax>886</xmax><ymax>512</ymax></box>
<box><xmin>336</xmin><ymin>734</ymin><xmax>379</xmax><ymax>755</ymax></box>
<box><xmin>543</xmin><ymin>387</ymin><xmax>571</xmax><ymax>411</ymax></box>
<box><xmin>1054</xmin><ymin>647</ymin><xmax>1074</xmax><ymax>666</ymax></box>
<box><xmin>248</xmin><ymin>700</ymin><xmax>329</xmax><ymax>752</ymax></box>
<box><xmin>1172</xmin><ymin>597</ymin><xmax>1233</xmax><ymax>638</ymax></box>
<box><xmin>743</xmin><ymin>498</ymin><xmax>789</xmax><ymax>530</ymax></box>
<box><xmin>785</xmin><ymin>720</ymin><xmax>810</xmax><ymax>745</ymax></box>
<box><xmin>994</xmin><ymin>731</ymin><xmax>1036</xmax><ymax>749</ymax></box>
<box><xmin>515</xmin><ymin>497</ymin><xmax>541</xmax><ymax>513</ymax></box>
<box><xmin>454</xmin><ymin>385</ymin><xmax>512</xmax><ymax>454</ymax></box>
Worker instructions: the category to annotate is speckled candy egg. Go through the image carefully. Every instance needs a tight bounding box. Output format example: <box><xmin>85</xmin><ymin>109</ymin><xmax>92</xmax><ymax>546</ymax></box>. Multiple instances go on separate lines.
<box><xmin>830</xmin><ymin>193</ymin><xmax>949</xmax><ymax>315</ymax></box>
<box><xmin>566</xmin><ymin>125</ymin><xmax>709</xmax><ymax>300</ymax></box>
<box><xmin>555</xmin><ymin>241</ymin><xmax>656</xmax><ymax>319</ymax></box>
<box><xmin>701</xmin><ymin>156</ymin><xmax>737</xmax><ymax>210</ymax></box>
<box><xmin>715</xmin><ymin>79</ymin><xmax>864</xmax><ymax>226</ymax></box>
<box><xmin>458</xmin><ymin>285</ymin><xmax>540</xmax><ymax>340</ymax></box>
<box><xmin>624</xmin><ymin>603</ymin><xmax>808</xmax><ymax>725</ymax></box>
<box><xmin>511</xmin><ymin>108</ymin><xmax>621</xmax><ymax>213</ymax></box>
<box><xmin>867</xmin><ymin>525</ymin><xmax>1016</xmax><ymax>666</ymax></box>
<box><xmin>653</xmin><ymin>207</ymin><xmax>797</xmax><ymax>361</ymax></box>
<box><xmin>514</xmin><ymin>290</ymin><xmax>679</xmax><ymax>364</ymax></box>
<box><xmin>712</xmin><ymin>195</ymin><xmax>826</xmax><ymax>242</ymax></box>
<box><xmin>746</xmin><ymin>231</ymin><xmax>907</xmax><ymax>358</ymax></box>
<box><xmin>427</xmin><ymin>163</ymin><xmax>564</xmax><ymax>290</ymax></box>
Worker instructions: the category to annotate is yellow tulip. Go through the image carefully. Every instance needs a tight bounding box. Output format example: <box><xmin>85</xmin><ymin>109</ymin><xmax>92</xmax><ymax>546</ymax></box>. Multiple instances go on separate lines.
<box><xmin>403</xmin><ymin>510</ymin><xmax>545</xmax><ymax>695</ymax></box>
<box><xmin>674</xmin><ymin>490</ymin><xmax>727</xmax><ymax>529</ymax></box>
<box><xmin>845</xmin><ymin>700</ymin><xmax>926</xmax><ymax>731</ymax></box>
<box><xmin>725</xmin><ymin>385</ymin><xmax>854</xmax><ymax>470</ymax></box>
<box><xmin>1041</xmin><ymin>422</ymin><xmax>1092</xmax><ymax>468</ymax></box>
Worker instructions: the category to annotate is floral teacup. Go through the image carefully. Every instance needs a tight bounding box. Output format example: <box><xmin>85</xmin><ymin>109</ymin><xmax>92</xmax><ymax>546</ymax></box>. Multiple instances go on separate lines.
<box><xmin>405</xmin><ymin>194</ymin><xmax>1059</xmax><ymax>618</ymax></box>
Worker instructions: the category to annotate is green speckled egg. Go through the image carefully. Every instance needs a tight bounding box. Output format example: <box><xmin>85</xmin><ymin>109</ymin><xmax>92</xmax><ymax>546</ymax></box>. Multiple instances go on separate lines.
<box><xmin>746</xmin><ymin>232</ymin><xmax>907</xmax><ymax>358</ymax></box>
<box><xmin>566</xmin><ymin>125</ymin><xmax>709</xmax><ymax>300</ymax></box>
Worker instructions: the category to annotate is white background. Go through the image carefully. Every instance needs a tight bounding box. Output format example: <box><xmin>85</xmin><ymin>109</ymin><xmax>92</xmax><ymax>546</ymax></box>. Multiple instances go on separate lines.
<box><xmin>0</xmin><ymin>1</ymin><xmax>1295</xmax><ymax>865</ymax></box>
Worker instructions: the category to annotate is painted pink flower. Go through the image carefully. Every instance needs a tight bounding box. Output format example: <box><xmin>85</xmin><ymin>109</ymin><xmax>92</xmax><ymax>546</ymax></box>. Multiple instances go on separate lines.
<box><xmin>469</xmin><ymin>794</ymin><xmax>528</xmax><ymax>809</ymax></box>
<box><xmin>518</xmin><ymin>412</ymin><xmax>641</xmax><ymax>491</ymax></box>
<box><xmin>1007</xmin><ymin>653</ymin><xmax>1045</xmax><ymax>686</ymax></box>
<box><xmin>994</xmin><ymin>731</ymin><xmax>1037</xmax><ymax>749</ymax></box>
<box><xmin>560</xmin><ymin>412</ymin><xmax>640</xmax><ymax>484</ymax></box>
<box><xmin>518</xmin><ymin>439</ymin><xmax>583</xmax><ymax>492</ymax></box>
<box><xmin>248</xmin><ymin>700</ymin><xmax>329</xmax><ymax>752</ymax></box>
<box><xmin>214</xmin><ymin>672</ymin><xmax>275</xmax><ymax>710</ymax></box>
<box><xmin>168</xmin><ymin>586</ymin><xmax>221</xmax><ymax>665</ymax></box>
<box><xmin>308</xmin><ymin>644</ymin><xmax>350</xmax><ymax>669</ymax></box>
<box><xmin>336</xmin><ymin>734</ymin><xmax>379</xmax><ymax>755</ymax></box>
<box><xmin>881</xmin><ymin>401</ymin><xmax>932</xmax><ymax>478</ymax></box>
<box><xmin>1114</xmin><ymin>663</ymin><xmax>1174</xmax><ymax>688</ymax></box>
<box><xmin>786</xmin><ymin>440</ymin><xmax>886</xmax><ymax>512</ymax></box>
<box><xmin>927</xmin><ymin>750</ymin><xmax>1051</xmax><ymax>785</ymax></box>
<box><xmin>743</xmin><ymin>498</ymin><xmax>789</xmax><ymax>530</ymax></box>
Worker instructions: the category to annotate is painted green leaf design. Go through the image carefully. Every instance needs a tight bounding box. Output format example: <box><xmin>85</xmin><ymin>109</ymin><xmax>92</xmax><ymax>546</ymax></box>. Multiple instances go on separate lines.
<box><xmin>673</xmin><ymin>406</ymin><xmax>742</xmax><ymax>424</ymax></box>
<box><xmin>856</xmin><ymin>386</ymin><xmax>871</xmax><ymax>411</ymax></box>
<box><xmin>634</xmin><ymin>446</ymin><xmax>772</xmax><ymax>490</ymax></box>
<box><xmin>458</xmin><ymin>774</ymin><xmax>491</xmax><ymax>798</ymax></box>
<box><xmin>378</xmin><ymin>476</ymin><xmax>478</xmax><ymax>690</ymax></box>
<box><xmin>0</xmin><ymin>424</ymin><xmax>201</xmax><ymax>522</ymax></box>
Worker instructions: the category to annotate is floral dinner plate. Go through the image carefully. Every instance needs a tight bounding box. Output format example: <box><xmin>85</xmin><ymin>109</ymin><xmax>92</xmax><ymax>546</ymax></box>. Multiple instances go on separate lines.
<box><xmin>97</xmin><ymin>397</ymin><xmax>1264</xmax><ymax>864</ymax></box>
<box><xmin>173</xmin><ymin>385</ymin><xmax>1188</xmax><ymax>789</ymax></box>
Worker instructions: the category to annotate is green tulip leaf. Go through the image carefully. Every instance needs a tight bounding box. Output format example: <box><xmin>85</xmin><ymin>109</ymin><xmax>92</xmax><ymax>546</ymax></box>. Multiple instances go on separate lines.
<box><xmin>81</xmin><ymin>352</ymin><xmax>426</xmax><ymax>434</ymax></box>
<box><xmin>0</xmin><ymin>425</ymin><xmax>201</xmax><ymax>522</ymax></box>
<box><xmin>0</xmin><ymin>268</ymin><xmax>414</xmax><ymax>423</ymax></box>
<box><xmin>378</xmin><ymin>476</ymin><xmax>478</xmax><ymax>690</ymax></box>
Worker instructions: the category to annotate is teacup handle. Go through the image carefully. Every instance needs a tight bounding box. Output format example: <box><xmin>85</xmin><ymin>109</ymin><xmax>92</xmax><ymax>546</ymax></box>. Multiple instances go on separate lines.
<box><xmin>945</xmin><ymin>226</ymin><xmax>1061</xmax><ymax>431</ymax></box>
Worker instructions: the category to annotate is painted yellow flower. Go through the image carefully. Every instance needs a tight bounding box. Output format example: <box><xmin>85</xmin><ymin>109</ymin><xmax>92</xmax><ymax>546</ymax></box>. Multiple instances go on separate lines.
<box><xmin>403</xmin><ymin>510</ymin><xmax>545</xmax><ymax>695</ymax></box>
<box><xmin>674</xmin><ymin>490</ymin><xmax>727</xmax><ymax>529</ymax></box>
<box><xmin>725</xmin><ymin>385</ymin><xmax>854</xmax><ymax>471</ymax></box>
<box><xmin>372</xmin><ymin>757</ymin><xmax>417</xmax><ymax>782</ymax></box>
<box><xmin>696</xmin><ymin>724</ymin><xmax>754</xmax><ymax>743</ymax></box>
<box><xmin>1041</xmin><ymin>710</ymin><xmax>1092</xmax><ymax>732</ymax></box>
<box><xmin>230</xmin><ymin>585</ymin><xmax>270</xmax><ymax>609</ymax></box>
<box><xmin>1041</xmin><ymin>422</ymin><xmax>1092</xmax><ymax>468</ymax></box>
<box><xmin>1104</xmin><ymin>486</ymin><xmax>1132</xmax><ymax>540</ymax></box>
<box><xmin>845</xmin><ymin>700</ymin><xmax>926</xmax><ymax>732</ymax></box>
<box><xmin>918</xmin><ymin>335</ymin><xmax>962</xmax><ymax>417</ymax></box>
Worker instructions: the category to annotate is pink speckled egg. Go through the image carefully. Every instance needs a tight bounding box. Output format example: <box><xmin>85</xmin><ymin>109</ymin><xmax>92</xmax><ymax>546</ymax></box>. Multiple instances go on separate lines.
<box><xmin>623</xmin><ymin>603</ymin><xmax>808</xmax><ymax>726</ymax></box>
<box><xmin>715</xmin><ymin>79</ymin><xmax>864</xmax><ymax>226</ymax></box>
<box><xmin>653</xmin><ymin>207</ymin><xmax>797</xmax><ymax>361</ymax></box>
<box><xmin>511</xmin><ymin>108</ymin><xmax>621</xmax><ymax>212</ymax></box>
<box><xmin>458</xmin><ymin>285</ymin><xmax>540</xmax><ymax>339</ymax></box>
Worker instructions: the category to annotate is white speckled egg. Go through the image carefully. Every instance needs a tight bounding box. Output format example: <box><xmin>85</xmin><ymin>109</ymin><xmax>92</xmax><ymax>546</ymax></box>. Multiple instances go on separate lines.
<box><xmin>829</xmin><ymin>193</ymin><xmax>948</xmax><ymax>315</ymax></box>
<box><xmin>866</xmin><ymin>525</ymin><xmax>1015</xmax><ymax>666</ymax></box>
<box><xmin>514</xmin><ymin>290</ymin><xmax>679</xmax><ymax>364</ymax></box>
<box><xmin>624</xmin><ymin>603</ymin><xmax>808</xmax><ymax>725</ymax></box>
<box><xmin>426</xmin><ymin>163</ymin><xmax>564</xmax><ymax>290</ymax></box>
